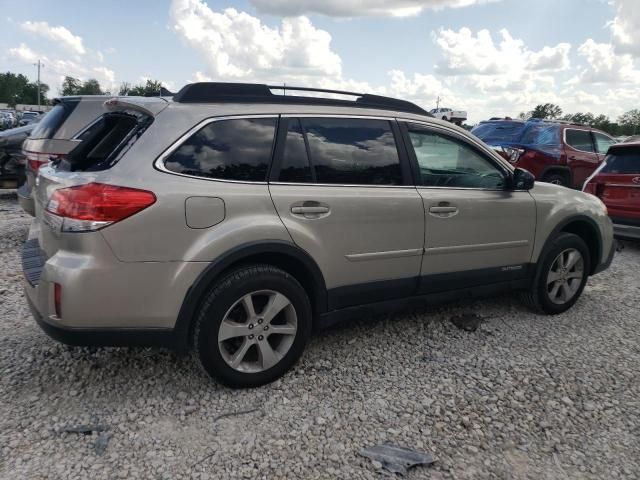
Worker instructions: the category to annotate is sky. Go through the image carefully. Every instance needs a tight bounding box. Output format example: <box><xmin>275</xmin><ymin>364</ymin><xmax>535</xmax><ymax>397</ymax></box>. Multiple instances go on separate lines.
<box><xmin>1</xmin><ymin>0</ymin><xmax>638</xmax><ymax>122</ymax></box>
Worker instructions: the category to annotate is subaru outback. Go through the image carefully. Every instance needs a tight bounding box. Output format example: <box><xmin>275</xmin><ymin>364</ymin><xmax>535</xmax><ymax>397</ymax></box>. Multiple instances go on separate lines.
<box><xmin>23</xmin><ymin>83</ymin><xmax>614</xmax><ymax>388</ymax></box>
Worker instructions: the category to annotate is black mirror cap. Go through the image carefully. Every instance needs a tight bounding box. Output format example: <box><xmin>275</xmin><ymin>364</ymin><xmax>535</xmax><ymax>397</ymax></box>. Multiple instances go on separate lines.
<box><xmin>513</xmin><ymin>167</ymin><xmax>535</xmax><ymax>190</ymax></box>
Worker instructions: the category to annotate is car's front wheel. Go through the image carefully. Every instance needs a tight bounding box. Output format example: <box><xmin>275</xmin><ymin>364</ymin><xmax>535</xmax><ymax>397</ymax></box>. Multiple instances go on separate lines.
<box><xmin>522</xmin><ymin>233</ymin><xmax>591</xmax><ymax>314</ymax></box>
<box><xmin>193</xmin><ymin>265</ymin><xmax>312</xmax><ymax>388</ymax></box>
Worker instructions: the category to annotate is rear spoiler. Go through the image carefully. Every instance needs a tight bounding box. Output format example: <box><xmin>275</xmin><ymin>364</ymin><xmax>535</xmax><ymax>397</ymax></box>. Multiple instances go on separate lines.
<box><xmin>103</xmin><ymin>97</ymin><xmax>169</xmax><ymax>117</ymax></box>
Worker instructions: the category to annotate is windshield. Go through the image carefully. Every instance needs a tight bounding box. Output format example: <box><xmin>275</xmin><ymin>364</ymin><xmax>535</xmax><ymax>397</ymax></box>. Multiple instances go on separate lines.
<box><xmin>471</xmin><ymin>122</ymin><xmax>526</xmax><ymax>143</ymax></box>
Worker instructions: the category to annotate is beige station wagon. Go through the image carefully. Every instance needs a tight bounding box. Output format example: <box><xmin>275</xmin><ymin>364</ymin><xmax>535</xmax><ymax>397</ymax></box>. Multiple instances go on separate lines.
<box><xmin>22</xmin><ymin>83</ymin><xmax>614</xmax><ymax>387</ymax></box>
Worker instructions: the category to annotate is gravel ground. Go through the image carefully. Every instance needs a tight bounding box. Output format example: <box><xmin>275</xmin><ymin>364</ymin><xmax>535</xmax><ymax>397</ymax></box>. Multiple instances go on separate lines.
<box><xmin>1</xmin><ymin>191</ymin><xmax>639</xmax><ymax>479</ymax></box>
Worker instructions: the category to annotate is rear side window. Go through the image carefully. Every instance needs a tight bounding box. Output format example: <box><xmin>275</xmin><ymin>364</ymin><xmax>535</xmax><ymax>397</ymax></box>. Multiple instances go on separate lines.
<box><xmin>300</xmin><ymin>118</ymin><xmax>402</xmax><ymax>185</ymax></box>
<box><xmin>279</xmin><ymin>119</ymin><xmax>312</xmax><ymax>183</ymax></box>
<box><xmin>565</xmin><ymin>129</ymin><xmax>594</xmax><ymax>152</ymax></box>
<box><xmin>594</xmin><ymin>132</ymin><xmax>616</xmax><ymax>154</ymax></box>
<box><xmin>601</xmin><ymin>149</ymin><xmax>640</xmax><ymax>174</ymax></box>
<box><xmin>165</xmin><ymin>118</ymin><xmax>277</xmax><ymax>182</ymax></box>
<box><xmin>31</xmin><ymin>102</ymin><xmax>78</xmax><ymax>139</ymax></box>
<box><xmin>65</xmin><ymin>112</ymin><xmax>150</xmax><ymax>171</ymax></box>
<box><xmin>519</xmin><ymin>124</ymin><xmax>560</xmax><ymax>145</ymax></box>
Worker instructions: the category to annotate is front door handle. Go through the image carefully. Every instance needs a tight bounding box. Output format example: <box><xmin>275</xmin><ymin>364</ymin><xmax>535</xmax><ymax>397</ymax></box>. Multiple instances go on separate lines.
<box><xmin>291</xmin><ymin>206</ymin><xmax>330</xmax><ymax>214</ymax></box>
<box><xmin>429</xmin><ymin>204</ymin><xmax>458</xmax><ymax>218</ymax></box>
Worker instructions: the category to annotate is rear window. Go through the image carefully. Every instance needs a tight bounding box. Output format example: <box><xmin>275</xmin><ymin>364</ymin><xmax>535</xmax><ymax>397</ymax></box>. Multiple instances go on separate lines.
<box><xmin>471</xmin><ymin>122</ymin><xmax>525</xmax><ymax>143</ymax></box>
<box><xmin>519</xmin><ymin>123</ymin><xmax>560</xmax><ymax>145</ymax></box>
<box><xmin>602</xmin><ymin>149</ymin><xmax>640</xmax><ymax>174</ymax></box>
<box><xmin>164</xmin><ymin>118</ymin><xmax>277</xmax><ymax>182</ymax></box>
<box><xmin>30</xmin><ymin>102</ymin><xmax>78</xmax><ymax>139</ymax></box>
<box><xmin>65</xmin><ymin>111</ymin><xmax>150</xmax><ymax>171</ymax></box>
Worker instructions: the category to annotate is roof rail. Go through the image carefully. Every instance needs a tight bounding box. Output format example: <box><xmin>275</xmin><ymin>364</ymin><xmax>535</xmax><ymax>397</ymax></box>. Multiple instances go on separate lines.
<box><xmin>172</xmin><ymin>82</ymin><xmax>429</xmax><ymax>116</ymax></box>
<box><xmin>528</xmin><ymin>117</ymin><xmax>588</xmax><ymax>127</ymax></box>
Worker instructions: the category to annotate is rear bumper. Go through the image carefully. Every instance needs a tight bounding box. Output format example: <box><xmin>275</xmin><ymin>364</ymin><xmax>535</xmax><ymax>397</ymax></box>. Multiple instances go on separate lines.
<box><xmin>17</xmin><ymin>182</ymin><xmax>35</xmax><ymax>216</ymax></box>
<box><xmin>26</xmin><ymin>294</ymin><xmax>176</xmax><ymax>349</ymax></box>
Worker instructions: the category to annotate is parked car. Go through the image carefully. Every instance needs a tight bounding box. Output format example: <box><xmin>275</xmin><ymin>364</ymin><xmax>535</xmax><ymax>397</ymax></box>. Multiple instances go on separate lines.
<box><xmin>0</xmin><ymin>111</ymin><xmax>17</xmax><ymax>130</ymax></box>
<box><xmin>0</xmin><ymin>123</ymin><xmax>36</xmax><ymax>188</ymax></box>
<box><xmin>583</xmin><ymin>142</ymin><xmax>640</xmax><ymax>241</ymax></box>
<box><xmin>471</xmin><ymin>118</ymin><xmax>617</xmax><ymax>188</ymax></box>
<box><xmin>17</xmin><ymin>96</ymin><xmax>116</xmax><ymax>216</ymax></box>
<box><xmin>19</xmin><ymin>111</ymin><xmax>43</xmax><ymax>126</ymax></box>
<box><xmin>23</xmin><ymin>82</ymin><xmax>614</xmax><ymax>388</ymax></box>
<box><xmin>429</xmin><ymin>107</ymin><xmax>467</xmax><ymax>125</ymax></box>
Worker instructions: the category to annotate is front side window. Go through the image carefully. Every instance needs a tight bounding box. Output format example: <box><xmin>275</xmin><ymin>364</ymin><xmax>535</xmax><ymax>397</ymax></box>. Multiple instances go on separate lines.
<box><xmin>301</xmin><ymin>118</ymin><xmax>402</xmax><ymax>185</ymax></box>
<box><xmin>408</xmin><ymin>128</ymin><xmax>505</xmax><ymax>189</ymax></box>
<box><xmin>165</xmin><ymin>118</ymin><xmax>277</xmax><ymax>181</ymax></box>
<box><xmin>565</xmin><ymin>129</ymin><xmax>594</xmax><ymax>152</ymax></box>
<box><xmin>593</xmin><ymin>132</ymin><xmax>616</xmax><ymax>154</ymax></box>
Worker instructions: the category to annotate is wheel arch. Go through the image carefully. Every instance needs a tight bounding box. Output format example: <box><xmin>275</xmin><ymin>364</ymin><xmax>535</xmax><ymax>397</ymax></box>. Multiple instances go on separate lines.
<box><xmin>172</xmin><ymin>241</ymin><xmax>327</xmax><ymax>353</ymax></box>
<box><xmin>541</xmin><ymin>215</ymin><xmax>602</xmax><ymax>276</ymax></box>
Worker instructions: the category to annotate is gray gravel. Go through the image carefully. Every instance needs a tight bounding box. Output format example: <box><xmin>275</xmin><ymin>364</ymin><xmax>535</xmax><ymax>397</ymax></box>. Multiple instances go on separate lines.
<box><xmin>1</xmin><ymin>191</ymin><xmax>639</xmax><ymax>479</ymax></box>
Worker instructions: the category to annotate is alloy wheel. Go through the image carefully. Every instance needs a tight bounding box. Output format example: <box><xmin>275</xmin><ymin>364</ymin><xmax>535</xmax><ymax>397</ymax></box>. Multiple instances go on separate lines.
<box><xmin>217</xmin><ymin>290</ymin><xmax>297</xmax><ymax>373</ymax></box>
<box><xmin>546</xmin><ymin>248</ymin><xmax>585</xmax><ymax>305</ymax></box>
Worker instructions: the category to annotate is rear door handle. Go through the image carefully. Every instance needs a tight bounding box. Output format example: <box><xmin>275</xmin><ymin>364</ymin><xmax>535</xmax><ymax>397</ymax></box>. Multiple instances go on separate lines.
<box><xmin>291</xmin><ymin>206</ymin><xmax>330</xmax><ymax>214</ymax></box>
<box><xmin>429</xmin><ymin>206</ymin><xmax>458</xmax><ymax>214</ymax></box>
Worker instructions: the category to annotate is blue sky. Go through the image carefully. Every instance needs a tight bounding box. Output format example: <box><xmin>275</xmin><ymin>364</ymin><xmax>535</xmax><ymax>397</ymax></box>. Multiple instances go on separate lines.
<box><xmin>1</xmin><ymin>0</ymin><xmax>637</xmax><ymax>122</ymax></box>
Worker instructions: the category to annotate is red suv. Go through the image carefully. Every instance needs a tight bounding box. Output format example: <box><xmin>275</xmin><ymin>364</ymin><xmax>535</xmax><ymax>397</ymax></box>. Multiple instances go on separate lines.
<box><xmin>583</xmin><ymin>142</ymin><xmax>640</xmax><ymax>241</ymax></box>
<box><xmin>472</xmin><ymin>119</ymin><xmax>616</xmax><ymax>188</ymax></box>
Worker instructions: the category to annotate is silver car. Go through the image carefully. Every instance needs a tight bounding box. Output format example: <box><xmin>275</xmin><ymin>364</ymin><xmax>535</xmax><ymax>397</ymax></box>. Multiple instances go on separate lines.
<box><xmin>22</xmin><ymin>83</ymin><xmax>615</xmax><ymax>388</ymax></box>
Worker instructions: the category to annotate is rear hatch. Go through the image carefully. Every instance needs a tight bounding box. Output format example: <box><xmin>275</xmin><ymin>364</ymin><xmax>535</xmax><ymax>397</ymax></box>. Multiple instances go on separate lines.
<box><xmin>584</xmin><ymin>144</ymin><xmax>640</xmax><ymax>223</ymax></box>
<box><xmin>34</xmin><ymin>98</ymin><xmax>162</xmax><ymax>260</ymax></box>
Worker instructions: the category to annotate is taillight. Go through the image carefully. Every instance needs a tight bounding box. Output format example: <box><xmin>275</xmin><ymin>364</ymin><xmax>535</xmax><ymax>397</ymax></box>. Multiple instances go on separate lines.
<box><xmin>45</xmin><ymin>183</ymin><xmax>156</xmax><ymax>232</ymax></box>
<box><xmin>24</xmin><ymin>151</ymin><xmax>65</xmax><ymax>172</ymax></box>
<box><xmin>493</xmin><ymin>146</ymin><xmax>524</xmax><ymax>163</ymax></box>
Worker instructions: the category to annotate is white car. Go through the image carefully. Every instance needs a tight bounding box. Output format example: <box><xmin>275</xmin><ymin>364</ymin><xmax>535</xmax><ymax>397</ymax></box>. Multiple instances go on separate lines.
<box><xmin>429</xmin><ymin>107</ymin><xmax>467</xmax><ymax>124</ymax></box>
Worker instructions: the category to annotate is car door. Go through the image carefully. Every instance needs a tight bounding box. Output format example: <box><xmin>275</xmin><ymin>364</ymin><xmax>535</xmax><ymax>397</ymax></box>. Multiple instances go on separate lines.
<box><xmin>565</xmin><ymin>128</ymin><xmax>601</xmax><ymax>187</ymax></box>
<box><xmin>269</xmin><ymin>116</ymin><xmax>425</xmax><ymax>310</ymax></box>
<box><xmin>399</xmin><ymin>122</ymin><xmax>536</xmax><ymax>294</ymax></box>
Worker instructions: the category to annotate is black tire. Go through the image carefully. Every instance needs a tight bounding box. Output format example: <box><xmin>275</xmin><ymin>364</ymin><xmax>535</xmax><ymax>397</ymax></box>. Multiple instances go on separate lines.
<box><xmin>442</xmin><ymin>116</ymin><xmax>449</xmax><ymax>122</ymax></box>
<box><xmin>521</xmin><ymin>233</ymin><xmax>591</xmax><ymax>314</ymax></box>
<box><xmin>193</xmin><ymin>264</ymin><xmax>312</xmax><ymax>388</ymax></box>
<box><xmin>541</xmin><ymin>172</ymin><xmax>570</xmax><ymax>187</ymax></box>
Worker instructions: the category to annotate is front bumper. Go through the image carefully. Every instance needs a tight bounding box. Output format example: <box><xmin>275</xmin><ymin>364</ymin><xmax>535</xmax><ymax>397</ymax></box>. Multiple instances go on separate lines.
<box><xmin>613</xmin><ymin>222</ymin><xmax>640</xmax><ymax>242</ymax></box>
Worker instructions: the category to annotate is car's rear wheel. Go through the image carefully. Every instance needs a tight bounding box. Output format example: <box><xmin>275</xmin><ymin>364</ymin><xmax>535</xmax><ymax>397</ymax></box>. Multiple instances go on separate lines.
<box><xmin>541</xmin><ymin>172</ymin><xmax>569</xmax><ymax>187</ymax></box>
<box><xmin>193</xmin><ymin>265</ymin><xmax>312</xmax><ymax>388</ymax></box>
<box><xmin>521</xmin><ymin>233</ymin><xmax>590</xmax><ymax>314</ymax></box>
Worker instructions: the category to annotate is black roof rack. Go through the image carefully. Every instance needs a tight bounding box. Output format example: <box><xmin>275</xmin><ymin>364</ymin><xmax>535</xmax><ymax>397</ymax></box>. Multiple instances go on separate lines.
<box><xmin>172</xmin><ymin>82</ymin><xmax>430</xmax><ymax>116</ymax></box>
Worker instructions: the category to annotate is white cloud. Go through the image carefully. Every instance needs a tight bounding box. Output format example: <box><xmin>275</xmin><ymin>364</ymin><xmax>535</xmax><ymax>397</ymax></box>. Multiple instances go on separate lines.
<box><xmin>249</xmin><ymin>0</ymin><xmax>497</xmax><ymax>17</ymax></box>
<box><xmin>20</xmin><ymin>21</ymin><xmax>86</xmax><ymax>55</ymax></box>
<box><xmin>169</xmin><ymin>0</ymin><xmax>341</xmax><ymax>81</ymax></box>
<box><xmin>434</xmin><ymin>28</ymin><xmax>570</xmax><ymax>76</ymax></box>
<box><xmin>7</xmin><ymin>44</ymin><xmax>117</xmax><ymax>94</ymax></box>
<box><xmin>574</xmin><ymin>39</ymin><xmax>640</xmax><ymax>84</ymax></box>
<box><xmin>609</xmin><ymin>0</ymin><xmax>640</xmax><ymax>57</ymax></box>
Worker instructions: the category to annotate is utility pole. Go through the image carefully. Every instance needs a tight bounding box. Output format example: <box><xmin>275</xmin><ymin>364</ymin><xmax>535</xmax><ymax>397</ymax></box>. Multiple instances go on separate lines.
<box><xmin>436</xmin><ymin>95</ymin><xmax>441</xmax><ymax>110</ymax></box>
<box><xmin>33</xmin><ymin>60</ymin><xmax>44</xmax><ymax>110</ymax></box>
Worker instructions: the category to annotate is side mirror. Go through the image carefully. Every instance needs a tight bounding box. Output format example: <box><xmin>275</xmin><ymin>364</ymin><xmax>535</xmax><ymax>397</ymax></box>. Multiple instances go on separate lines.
<box><xmin>512</xmin><ymin>167</ymin><xmax>535</xmax><ymax>190</ymax></box>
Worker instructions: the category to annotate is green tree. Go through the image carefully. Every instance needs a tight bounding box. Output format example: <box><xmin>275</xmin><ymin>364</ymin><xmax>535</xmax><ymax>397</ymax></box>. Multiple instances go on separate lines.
<box><xmin>126</xmin><ymin>79</ymin><xmax>164</xmax><ymax>96</ymax></box>
<box><xmin>118</xmin><ymin>81</ymin><xmax>131</xmax><ymax>96</ymax></box>
<box><xmin>0</xmin><ymin>72</ymin><xmax>48</xmax><ymax>106</ymax></box>
<box><xmin>60</xmin><ymin>76</ymin><xmax>104</xmax><ymax>96</ymax></box>
<box><xmin>78</xmin><ymin>78</ymin><xmax>104</xmax><ymax>95</ymax></box>
<box><xmin>530</xmin><ymin>103</ymin><xmax>563</xmax><ymax>120</ymax></box>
